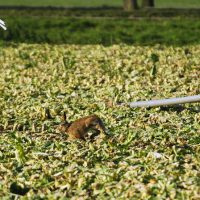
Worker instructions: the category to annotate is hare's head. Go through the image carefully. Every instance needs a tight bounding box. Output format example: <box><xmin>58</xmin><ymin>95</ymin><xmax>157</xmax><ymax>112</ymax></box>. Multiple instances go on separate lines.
<box><xmin>56</xmin><ymin>112</ymin><xmax>72</xmax><ymax>133</ymax></box>
<box><xmin>88</xmin><ymin>115</ymin><xmax>106</xmax><ymax>133</ymax></box>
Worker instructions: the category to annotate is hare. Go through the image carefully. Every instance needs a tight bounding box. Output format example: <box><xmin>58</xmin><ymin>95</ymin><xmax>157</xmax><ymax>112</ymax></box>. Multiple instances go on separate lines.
<box><xmin>57</xmin><ymin>112</ymin><xmax>106</xmax><ymax>140</ymax></box>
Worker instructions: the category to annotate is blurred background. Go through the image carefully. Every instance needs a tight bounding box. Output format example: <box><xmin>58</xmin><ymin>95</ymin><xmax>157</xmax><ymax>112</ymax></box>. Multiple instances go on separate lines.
<box><xmin>0</xmin><ymin>0</ymin><xmax>200</xmax><ymax>45</ymax></box>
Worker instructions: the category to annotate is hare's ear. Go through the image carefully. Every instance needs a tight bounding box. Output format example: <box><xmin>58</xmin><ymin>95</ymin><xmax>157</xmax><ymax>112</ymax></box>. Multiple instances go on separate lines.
<box><xmin>61</xmin><ymin>111</ymin><xmax>67</xmax><ymax>122</ymax></box>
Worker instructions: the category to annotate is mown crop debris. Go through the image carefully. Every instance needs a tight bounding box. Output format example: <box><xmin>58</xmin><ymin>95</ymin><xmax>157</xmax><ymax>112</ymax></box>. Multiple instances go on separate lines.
<box><xmin>0</xmin><ymin>44</ymin><xmax>199</xmax><ymax>199</ymax></box>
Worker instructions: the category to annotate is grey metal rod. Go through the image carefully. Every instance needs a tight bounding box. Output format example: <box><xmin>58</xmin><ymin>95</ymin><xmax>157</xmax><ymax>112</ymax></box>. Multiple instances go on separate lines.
<box><xmin>128</xmin><ymin>95</ymin><xmax>200</xmax><ymax>108</ymax></box>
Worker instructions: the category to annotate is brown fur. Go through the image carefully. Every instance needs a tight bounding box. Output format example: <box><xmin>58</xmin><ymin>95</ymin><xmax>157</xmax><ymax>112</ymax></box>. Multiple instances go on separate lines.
<box><xmin>57</xmin><ymin>114</ymin><xmax>106</xmax><ymax>140</ymax></box>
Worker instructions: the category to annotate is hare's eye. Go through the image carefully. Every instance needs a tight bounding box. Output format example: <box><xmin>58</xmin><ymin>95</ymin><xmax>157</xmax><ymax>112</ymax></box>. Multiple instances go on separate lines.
<box><xmin>91</xmin><ymin>120</ymin><xmax>98</xmax><ymax>126</ymax></box>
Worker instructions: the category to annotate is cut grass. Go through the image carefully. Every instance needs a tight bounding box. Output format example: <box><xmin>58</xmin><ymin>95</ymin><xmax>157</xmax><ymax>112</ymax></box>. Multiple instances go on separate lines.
<box><xmin>0</xmin><ymin>43</ymin><xmax>200</xmax><ymax>199</ymax></box>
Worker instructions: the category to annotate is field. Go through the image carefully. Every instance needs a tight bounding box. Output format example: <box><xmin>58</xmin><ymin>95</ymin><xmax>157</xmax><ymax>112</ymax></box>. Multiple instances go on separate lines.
<box><xmin>0</xmin><ymin>43</ymin><xmax>200</xmax><ymax>199</ymax></box>
<box><xmin>0</xmin><ymin>0</ymin><xmax>200</xmax><ymax>8</ymax></box>
<box><xmin>0</xmin><ymin>0</ymin><xmax>200</xmax><ymax>198</ymax></box>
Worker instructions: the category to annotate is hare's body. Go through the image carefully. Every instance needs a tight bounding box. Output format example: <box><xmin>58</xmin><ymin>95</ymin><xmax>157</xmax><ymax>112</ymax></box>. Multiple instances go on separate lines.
<box><xmin>57</xmin><ymin>115</ymin><xmax>106</xmax><ymax>140</ymax></box>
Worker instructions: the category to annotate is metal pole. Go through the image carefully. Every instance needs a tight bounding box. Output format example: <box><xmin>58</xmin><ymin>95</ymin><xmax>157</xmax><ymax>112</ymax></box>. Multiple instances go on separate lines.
<box><xmin>127</xmin><ymin>95</ymin><xmax>200</xmax><ymax>108</ymax></box>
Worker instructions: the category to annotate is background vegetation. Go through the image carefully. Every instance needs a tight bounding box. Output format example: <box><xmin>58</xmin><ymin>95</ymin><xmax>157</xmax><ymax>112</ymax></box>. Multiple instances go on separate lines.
<box><xmin>1</xmin><ymin>17</ymin><xmax>200</xmax><ymax>46</ymax></box>
<box><xmin>1</xmin><ymin>1</ymin><xmax>200</xmax><ymax>45</ymax></box>
<box><xmin>0</xmin><ymin>0</ymin><xmax>200</xmax><ymax>8</ymax></box>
